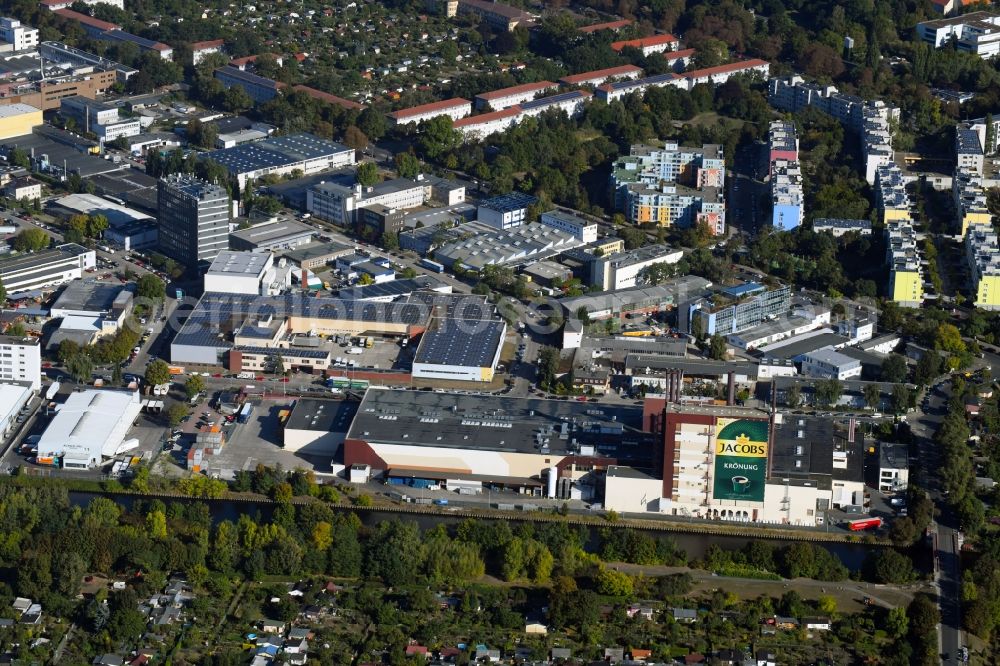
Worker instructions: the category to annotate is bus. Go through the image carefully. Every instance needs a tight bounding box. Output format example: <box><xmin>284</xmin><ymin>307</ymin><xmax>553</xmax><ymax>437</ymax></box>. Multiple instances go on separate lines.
<box><xmin>326</xmin><ymin>377</ymin><xmax>370</xmax><ymax>390</ymax></box>
<box><xmin>419</xmin><ymin>258</ymin><xmax>445</xmax><ymax>274</ymax></box>
<box><xmin>847</xmin><ymin>517</ymin><xmax>883</xmax><ymax>531</ymax></box>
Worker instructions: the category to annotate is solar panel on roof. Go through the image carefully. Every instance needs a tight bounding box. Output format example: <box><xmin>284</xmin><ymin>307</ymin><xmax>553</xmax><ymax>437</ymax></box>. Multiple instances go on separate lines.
<box><xmin>519</xmin><ymin>91</ymin><xmax>587</xmax><ymax>110</ymax></box>
<box><xmin>235</xmin><ymin>345</ymin><xmax>329</xmax><ymax>359</ymax></box>
<box><xmin>414</xmin><ymin>319</ymin><xmax>505</xmax><ymax>367</ymax></box>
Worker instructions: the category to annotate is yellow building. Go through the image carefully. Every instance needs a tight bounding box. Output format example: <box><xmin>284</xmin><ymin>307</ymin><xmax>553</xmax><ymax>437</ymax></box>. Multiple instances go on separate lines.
<box><xmin>880</xmin><ymin>207</ymin><xmax>911</xmax><ymax>224</ymax></box>
<box><xmin>974</xmin><ymin>275</ymin><xmax>1000</xmax><ymax>310</ymax></box>
<box><xmin>960</xmin><ymin>210</ymin><xmax>992</xmax><ymax>237</ymax></box>
<box><xmin>884</xmin><ymin>220</ymin><xmax>923</xmax><ymax>307</ymax></box>
<box><xmin>966</xmin><ymin>228</ymin><xmax>1000</xmax><ymax>310</ymax></box>
<box><xmin>589</xmin><ymin>237</ymin><xmax>625</xmax><ymax>255</ymax></box>
<box><xmin>889</xmin><ymin>268</ymin><xmax>923</xmax><ymax>306</ymax></box>
<box><xmin>0</xmin><ymin>103</ymin><xmax>42</xmax><ymax>140</ymax></box>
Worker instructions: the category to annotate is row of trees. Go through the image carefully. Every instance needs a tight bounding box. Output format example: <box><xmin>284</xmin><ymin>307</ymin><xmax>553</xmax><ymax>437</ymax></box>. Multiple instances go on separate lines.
<box><xmin>0</xmin><ymin>464</ymin><xmax>936</xmax><ymax>664</ymax></box>
<box><xmin>64</xmin><ymin>214</ymin><xmax>109</xmax><ymax>245</ymax></box>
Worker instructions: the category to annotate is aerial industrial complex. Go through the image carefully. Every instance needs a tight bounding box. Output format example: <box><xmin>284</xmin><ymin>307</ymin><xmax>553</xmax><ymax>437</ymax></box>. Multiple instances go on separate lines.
<box><xmin>0</xmin><ymin>2</ymin><xmax>991</xmax><ymax>659</ymax></box>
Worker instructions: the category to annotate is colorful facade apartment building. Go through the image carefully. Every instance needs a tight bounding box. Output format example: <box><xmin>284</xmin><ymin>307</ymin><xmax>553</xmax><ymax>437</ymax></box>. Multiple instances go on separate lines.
<box><xmin>610</xmin><ymin>142</ymin><xmax>726</xmax><ymax>233</ymax></box>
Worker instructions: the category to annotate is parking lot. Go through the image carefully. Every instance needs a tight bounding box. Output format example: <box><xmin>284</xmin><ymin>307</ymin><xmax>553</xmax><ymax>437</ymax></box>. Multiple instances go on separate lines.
<box><xmin>328</xmin><ymin>336</ymin><xmax>412</xmax><ymax>372</ymax></box>
<box><xmin>172</xmin><ymin>397</ymin><xmax>329</xmax><ymax>479</ymax></box>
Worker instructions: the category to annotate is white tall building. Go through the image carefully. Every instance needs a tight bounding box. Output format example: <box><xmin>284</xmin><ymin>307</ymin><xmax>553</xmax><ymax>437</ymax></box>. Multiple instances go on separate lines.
<box><xmin>917</xmin><ymin>11</ymin><xmax>1000</xmax><ymax>58</ymax></box>
<box><xmin>0</xmin><ymin>335</ymin><xmax>41</xmax><ymax>392</ymax></box>
<box><xmin>0</xmin><ymin>18</ymin><xmax>38</xmax><ymax>51</ymax></box>
<box><xmin>539</xmin><ymin>209</ymin><xmax>598</xmax><ymax>242</ymax></box>
<box><xmin>307</xmin><ymin>178</ymin><xmax>429</xmax><ymax>226</ymax></box>
<box><xmin>203</xmin><ymin>250</ymin><xmax>275</xmax><ymax>295</ymax></box>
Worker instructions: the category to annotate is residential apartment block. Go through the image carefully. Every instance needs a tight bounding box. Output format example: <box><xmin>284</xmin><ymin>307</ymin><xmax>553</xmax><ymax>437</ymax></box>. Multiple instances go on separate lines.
<box><xmin>596</xmin><ymin>60</ymin><xmax>769</xmax><ymax>102</ymax></box>
<box><xmin>954</xmin><ymin>165</ymin><xmax>991</xmax><ymax>236</ymax></box>
<box><xmin>771</xmin><ymin>160</ymin><xmax>803</xmax><ymax>231</ymax></box>
<box><xmin>767</xmin><ymin>122</ymin><xmax>803</xmax><ymax>230</ymax></box>
<box><xmin>960</xmin><ymin>115</ymin><xmax>1000</xmax><ymax>156</ymax></box>
<box><xmin>956</xmin><ymin>126</ymin><xmax>985</xmax><ymax>173</ymax></box>
<box><xmin>812</xmin><ymin>218</ymin><xmax>872</xmax><ymax>237</ymax></box>
<box><xmin>454</xmin><ymin>91</ymin><xmax>590</xmax><ymax>140</ymax></box>
<box><xmin>768</xmin><ymin>121</ymin><xmax>798</xmax><ymax>164</ymax></box>
<box><xmin>768</xmin><ymin>75</ymin><xmax>900</xmax><ymax>185</ymax></box>
<box><xmin>610</xmin><ymin>33</ymin><xmax>680</xmax><ymax>56</ymax></box>
<box><xmin>387</xmin><ymin>98</ymin><xmax>471</xmax><ymax>126</ymax></box>
<box><xmin>558</xmin><ymin>64</ymin><xmax>643</xmax><ymax>88</ymax></box>
<box><xmin>455</xmin><ymin>0</ymin><xmax>535</xmax><ymax>31</ymax></box>
<box><xmin>190</xmin><ymin>39</ymin><xmax>224</xmax><ymax>65</ymax></box>
<box><xmin>862</xmin><ymin>106</ymin><xmax>895</xmax><ymax>185</ymax></box>
<box><xmin>875</xmin><ymin>163</ymin><xmax>915</xmax><ymax>223</ymax></box>
<box><xmin>884</xmin><ymin>219</ymin><xmax>923</xmax><ymax>307</ymax></box>
<box><xmin>917</xmin><ymin>11</ymin><xmax>1000</xmax><ymax>58</ymax></box>
<box><xmin>966</xmin><ymin>227</ymin><xmax>1000</xmax><ymax>310</ymax></box>
<box><xmin>611</xmin><ymin>142</ymin><xmax>726</xmax><ymax>233</ymax></box>
<box><xmin>214</xmin><ymin>66</ymin><xmax>283</xmax><ymax>104</ymax></box>
<box><xmin>474</xmin><ymin>81</ymin><xmax>557</xmax><ymax>110</ymax></box>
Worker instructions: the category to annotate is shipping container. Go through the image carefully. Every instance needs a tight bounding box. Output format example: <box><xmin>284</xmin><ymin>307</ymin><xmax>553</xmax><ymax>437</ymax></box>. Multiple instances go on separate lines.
<box><xmin>237</xmin><ymin>402</ymin><xmax>254</xmax><ymax>424</ymax></box>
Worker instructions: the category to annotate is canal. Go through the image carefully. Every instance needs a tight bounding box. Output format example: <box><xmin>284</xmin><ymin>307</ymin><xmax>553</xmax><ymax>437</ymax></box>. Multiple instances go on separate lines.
<box><xmin>69</xmin><ymin>491</ymin><xmax>899</xmax><ymax>571</ymax></box>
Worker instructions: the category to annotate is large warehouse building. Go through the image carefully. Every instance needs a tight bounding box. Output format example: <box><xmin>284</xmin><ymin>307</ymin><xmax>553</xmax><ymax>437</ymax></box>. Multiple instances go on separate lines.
<box><xmin>0</xmin><ymin>381</ymin><xmax>35</xmax><ymax>439</ymax></box>
<box><xmin>339</xmin><ymin>387</ymin><xmax>866</xmax><ymax>523</ymax></box>
<box><xmin>0</xmin><ymin>103</ymin><xmax>42</xmax><ymax>140</ymax></box>
<box><xmin>229</xmin><ymin>218</ymin><xmax>315</xmax><ymax>252</ymax></box>
<box><xmin>0</xmin><ymin>243</ymin><xmax>96</xmax><ymax>293</ymax></box>
<box><xmin>171</xmin><ymin>291</ymin><xmax>507</xmax><ymax>382</ymax></box>
<box><xmin>602</xmin><ymin>400</ymin><xmax>866</xmax><ymax>525</ymax></box>
<box><xmin>36</xmin><ymin>389</ymin><xmax>142</xmax><ymax>468</ymax></box>
<box><xmin>204</xmin><ymin>133</ymin><xmax>355</xmax><ymax>188</ymax></box>
<box><xmin>281</xmin><ymin>398</ymin><xmax>358</xmax><ymax>455</ymax></box>
<box><xmin>344</xmin><ymin>388</ymin><xmax>657</xmax><ymax>495</ymax></box>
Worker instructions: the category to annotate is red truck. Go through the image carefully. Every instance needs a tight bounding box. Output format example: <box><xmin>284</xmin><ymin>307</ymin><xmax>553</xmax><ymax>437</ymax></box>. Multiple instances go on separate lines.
<box><xmin>847</xmin><ymin>517</ymin><xmax>883</xmax><ymax>531</ymax></box>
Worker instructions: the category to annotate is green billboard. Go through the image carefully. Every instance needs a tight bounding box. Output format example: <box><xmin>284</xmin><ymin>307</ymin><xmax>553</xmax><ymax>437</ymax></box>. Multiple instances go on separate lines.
<box><xmin>712</xmin><ymin>418</ymin><xmax>768</xmax><ymax>502</ymax></box>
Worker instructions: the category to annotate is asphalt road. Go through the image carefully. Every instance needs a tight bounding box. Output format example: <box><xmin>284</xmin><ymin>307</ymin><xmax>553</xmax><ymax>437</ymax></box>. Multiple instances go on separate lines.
<box><xmin>729</xmin><ymin>144</ymin><xmax>767</xmax><ymax>237</ymax></box>
<box><xmin>907</xmin><ymin>378</ymin><xmax>963</xmax><ymax>664</ymax></box>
